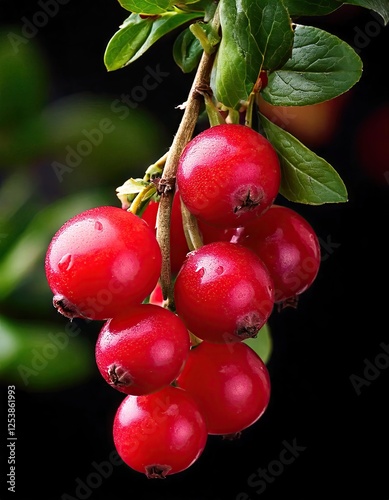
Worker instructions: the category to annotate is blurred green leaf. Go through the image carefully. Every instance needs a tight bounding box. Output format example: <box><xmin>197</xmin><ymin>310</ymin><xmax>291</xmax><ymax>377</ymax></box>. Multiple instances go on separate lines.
<box><xmin>262</xmin><ymin>24</ymin><xmax>363</xmax><ymax>106</ymax></box>
<box><xmin>41</xmin><ymin>94</ymin><xmax>166</xmax><ymax>189</ymax></box>
<box><xmin>260</xmin><ymin>113</ymin><xmax>348</xmax><ymax>204</ymax></box>
<box><xmin>0</xmin><ymin>29</ymin><xmax>48</xmax><ymax>126</ymax></box>
<box><xmin>244</xmin><ymin>322</ymin><xmax>272</xmax><ymax>364</ymax></box>
<box><xmin>0</xmin><ymin>315</ymin><xmax>94</xmax><ymax>391</ymax></box>
<box><xmin>0</xmin><ymin>190</ymin><xmax>109</xmax><ymax>301</ymax></box>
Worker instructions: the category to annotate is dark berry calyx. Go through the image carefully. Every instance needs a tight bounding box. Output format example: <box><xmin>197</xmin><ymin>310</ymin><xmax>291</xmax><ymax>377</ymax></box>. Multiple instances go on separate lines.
<box><xmin>107</xmin><ymin>364</ymin><xmax>133</xmax><ymax>387</ymax></box>
<box><xmin>233</xmin><ymin>187</ymin><xmax>263</xmax><ymax>215</ymax></box>
<box><xmin>145</xmin><ymin>464</ymin><xmax>172</xmax><ymax>479</ymax></box>
<box><xmin>53</xmin><ymin>294</ymin><xmax>83</xmax><ymax>320</ymax></box>
<box><xmin>236</xmin><ymin>312</ymin><xmax>262</xmax><ymax>340</ymax></box>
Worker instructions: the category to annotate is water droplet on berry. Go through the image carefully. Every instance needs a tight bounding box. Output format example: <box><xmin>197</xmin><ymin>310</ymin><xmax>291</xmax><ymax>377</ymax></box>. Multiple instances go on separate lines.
<box><xmin>95</xmin><ymin>221</ymin><xmax>103</xmax><ymax>231</ymax></box>
<box><xmin>216</xmin><ymin>265</ymin><xmax>224</xmax><ymax>275</ymax></box>
<box><xmin>196</xmin><ymin>267</ymin><xmax>205</xmax><ymax>277</ymax></box>
<box><xmin>58</xmin><ymin>253</ymin><xmax>73</xmax><ymax>271</ymax></box>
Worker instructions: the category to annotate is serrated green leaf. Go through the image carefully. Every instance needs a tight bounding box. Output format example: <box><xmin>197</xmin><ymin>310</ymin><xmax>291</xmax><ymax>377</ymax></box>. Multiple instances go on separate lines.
<box><xmin>244</xmin><ymin>322</ymin><xmax>272</xmax><ymax>364</ymax></box>
<box><xmin>105</xmin><ymin>11</ymin><xmax>203</xmax><ymax>71</ymax></box>
<box><xmin>173</xmin><ymin>27</ymin><xmax>203</xmax><ymax>72</ymax></box>
<box><xmin>118</xmin><ymin>0</ymin><xmax>176</xmax><ymax>14</ymax></box>
<box><xmin>284</xmin><ymin>0</ymin><xmax>342</xmax><ymax>16</ymax></box>
<box><xmin>262</xmin><ymin>24</ymin><xmax>363</xmax><ymax>106</ymax></box>
<box><xmin>345</xmin><ymin>0</ymin><xmax>389</xmax><ymax>24</ymax></box>
<box><xmin>211</xmin><ymin>0</ymin><xmax>294</xmax><ymax>110</ymax></box>
<box><xmin>260</xmin><ymin>113</ymin><xmax>348</xmax><ymax>204</ymax></box>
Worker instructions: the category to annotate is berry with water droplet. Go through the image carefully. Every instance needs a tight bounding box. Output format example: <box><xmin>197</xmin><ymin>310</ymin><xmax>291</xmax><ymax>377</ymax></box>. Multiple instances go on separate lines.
<box><xmin>45</xmin><ymin>206</ymin><xmax>162</xmax><ymax>320</ymax></box>
<box><xmin>176</xmin><ymin>341</ymin><xmax>271</xmax><ymax>435</ymax></box>
<box><xmin>95</xmin><ymin>303</ymin><xmax>190</xmax><ymax>395</ymax></box>
<box><xmin>113</xmin><ymin>385</ymin><xmax>208</xmax><ymax>478</ymax></box>
<box><xmin>239</xmin><ymin>205</ymin><xmax>321</xmax><ymax>306</ymax></box>
<box><xmin>176</xmin><ymin>123</ymin><xmax>281</xmax><ymax>229</ymax></box>
<box><xmin>174</xmin><ymin>241</ymin><xmax>275</xmax><ymax>343</ymax></box>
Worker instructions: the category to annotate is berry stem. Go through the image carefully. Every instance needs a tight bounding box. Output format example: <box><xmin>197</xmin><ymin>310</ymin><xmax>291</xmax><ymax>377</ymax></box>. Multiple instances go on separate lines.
<box><xmin>180</xmin><ymin>197</ymin><xmax>203</xmax><ymax>251</ymax></box>
<box><xmin>156</xmin><ymin>6</ymin><xmax>221</xmax><ymax>307</ymax></box>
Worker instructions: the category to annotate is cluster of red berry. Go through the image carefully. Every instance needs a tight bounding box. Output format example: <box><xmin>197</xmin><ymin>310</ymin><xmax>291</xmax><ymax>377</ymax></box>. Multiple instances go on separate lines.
<box><xmin>45</xmin><ymin>123</ymin><xmax>321</xmax><ymax>479</ymax></box>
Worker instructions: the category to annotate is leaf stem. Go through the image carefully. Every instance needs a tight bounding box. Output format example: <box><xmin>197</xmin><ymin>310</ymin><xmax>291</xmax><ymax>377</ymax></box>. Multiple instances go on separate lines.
<box><xmin>156</xmin><ymin>6</ymin><xmax>220</xmax><ymax>308</ymax></box>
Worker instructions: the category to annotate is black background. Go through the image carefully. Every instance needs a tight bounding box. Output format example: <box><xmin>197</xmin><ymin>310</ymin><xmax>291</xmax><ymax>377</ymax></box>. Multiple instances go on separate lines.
<box><xmin>1</xmin><ymin>1</ymin><xmax>389</xmax><ymax>499</ymax></box>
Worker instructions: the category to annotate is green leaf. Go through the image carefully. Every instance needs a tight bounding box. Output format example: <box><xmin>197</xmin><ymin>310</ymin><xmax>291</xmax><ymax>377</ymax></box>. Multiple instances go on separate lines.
<box><xmin>0</xmin><ymin>315</ymin><xmax>94</xmax><ymax>391</ymax></box>
<box><xmin>104</xmin><ymin>14</ymin><xmax>154</xmax><ymax>71</ymax></box>
<box><xmin>244</xmin><ymin>322</ymin><xmax>273</xmax><ymax>364</ymax></box>
<box><xmin>262</xmin><ymin>24</ymin><xmax>363</xmax><ymax>106</ymax></box>
<box><xmin>260</xmin><ymin>113</ymin><xmax>348</xmax><ymax>204</ymax></box>
<box><xmin>118</xmin><ymin>0</ymin><xmax>176</xmax><ymax>14</ymax></box>
<box><xmin>105</xmin><ymin>11</ymin><xmax>203</xmax><ymax>71</ymax></box>
<box><xmin>0</xmin><ymin>31</ymin><xmax>48</xmax><ymax>127</ymax></box>
<box><xmin>211</xmin><ymin>0</ymin><xmax>294</xmax><ymax>110</ymax></box>
<box><xmin>173</xmin><ymin>26</ymin><xmax>203</xmax><ymax>72</ymax></box>
<box><xmin>345</xmin><ymin>0</ymin><xmax>389</xmax><ymax>24</ymax></box>
<box><xmin>189</xmin><ymin>21</ymin><xmax>220</xmax><ymax>53</ymax></box>
<box><xmin>284</xmin><ymin>0</ymin><xmax>342</xmax><ymax>17</ymax></box>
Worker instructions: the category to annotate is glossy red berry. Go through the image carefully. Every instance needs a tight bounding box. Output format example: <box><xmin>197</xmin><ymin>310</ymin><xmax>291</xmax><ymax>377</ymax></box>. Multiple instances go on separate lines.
<box><xmin>113</xmin><ymin>385</ymin><xmax>208</xmax><ymax>478</ymax></box>
<box><xmin>148</xmin><ymin>281</ymin><xmax>164</xmax><ymax>307</ymax></box>
<box><xmin>174</xmin><ymin>241</ymin><xmax>274</xmax><ymax>343</ymax></box>
<box><xmin>239</xmin><ymin>205</ymin><xmax>321</xmax><ymax>305</ymax></box>
<box><xmin>176</xmin><ymin>123</ymin><xmax>281</xmax><ymax>228</ymax></box>
<box><xmin>45</xmin><ymin>206</ymin><xmax>162</xmax><ymax>320</ymax></box>
<box><xmin>95</xmin><ymin>304</ymin><xmax>190</xmax><ymax>395</ymax></box>
<box><xmin>176</xmin><ymin>341</ymin><xmax>271</xmax><ymax>435</ymax></box>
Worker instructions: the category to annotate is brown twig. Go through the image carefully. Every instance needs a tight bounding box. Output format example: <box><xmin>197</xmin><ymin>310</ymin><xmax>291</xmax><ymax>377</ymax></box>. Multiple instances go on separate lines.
<box><xmin>156</xmin><ymin>9</ymin><xmax>220</xmax><ymax>308</ymax></box>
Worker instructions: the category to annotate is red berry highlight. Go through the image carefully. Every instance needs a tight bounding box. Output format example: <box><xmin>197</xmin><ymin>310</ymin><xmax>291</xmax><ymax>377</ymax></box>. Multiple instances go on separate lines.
<box><xmin>95</xmin><ymin>304</ymin><xmax>190</xmax><ymax>395</ymax></box>
<box><xmin>45</xmin><ymin>206</ymin><xmax>162</xmax><ymax>320</ymax></box>
<box><xmin>174</xmin><ymin>241</ymin><xmax>275</xmax><ymax>343</ymax></box>
<box><xmin>113</xmin><ymin>385</ymin><xmax>208</xmax><ymax>478</ymax></box>
<box><xmin>177</xmin><ymin>123</ymin><xmax>281</xmax><ymax>228</ymax></box>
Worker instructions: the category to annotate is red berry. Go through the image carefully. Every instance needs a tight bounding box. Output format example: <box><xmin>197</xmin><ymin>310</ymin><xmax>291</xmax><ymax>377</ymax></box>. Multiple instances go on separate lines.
<box><xmin>176</xmin><ymin>341</ymin><xmax>271</xmax><ymax>435</ymax></box>
<box><xmin>174</xmin><ymin>241</ymin><xmax>275</xmax><ymax>343</ymax></box>
<box><xmin>176</xmin><ymin>124</ymin><xmax>281</xmax><ymax>228</ymax></box>
<box><xmin>148</xmin><ymin>281</ymin><xmax>164</xmax><ymax>306</ymax></box>
<box><xmin>239</xmin><ymin>205</ymin><xmax>321</xmax><ymax>305</ymax></box>
<box><xmin>45</xmin><ymin>206</ymin><xmax>162</xmax><ymax>320</ymax></box>
<box><xmin>113</xmin><ymin>385</ymin><xmax>208</xmax><ymax>478</ymax></box>
<box><xmin>95</xmin><ymin>304</ymin><xmax>190</xmax><ymax>395</ymax></box>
